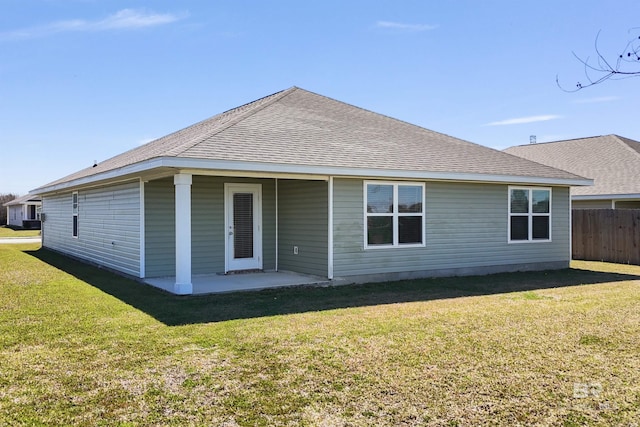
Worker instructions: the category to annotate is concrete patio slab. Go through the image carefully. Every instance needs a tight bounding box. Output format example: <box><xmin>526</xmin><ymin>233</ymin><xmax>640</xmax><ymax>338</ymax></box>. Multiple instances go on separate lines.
<box><xmin>145</xmin><ymin>270</ymin><xmax>330</xmax><ymax>295</ymax></box>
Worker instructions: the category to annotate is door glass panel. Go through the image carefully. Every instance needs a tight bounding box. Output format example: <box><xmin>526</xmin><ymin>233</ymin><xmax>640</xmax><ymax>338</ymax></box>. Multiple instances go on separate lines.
<box><xmin>233</xmin><ymin>193</ymin><xmax>253</xmax><ymax>259</ymax></box>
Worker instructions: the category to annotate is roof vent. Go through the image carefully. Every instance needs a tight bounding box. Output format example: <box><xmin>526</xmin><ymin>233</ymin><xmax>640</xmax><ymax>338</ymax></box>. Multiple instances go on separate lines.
<box><xmin>529</xmin><ymin>135</ymin><xmax>537</xmax><ymax>144</ymax></box>
<box><xmin>92</xmin><ymin>160</ymin><xmax>98</xmax><ymax>168</ymax></box>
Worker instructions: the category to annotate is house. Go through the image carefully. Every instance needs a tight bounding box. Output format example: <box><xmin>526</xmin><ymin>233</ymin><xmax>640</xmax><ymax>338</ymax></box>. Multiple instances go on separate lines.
<box><xmin>3</xmin><ymin>194</ymin><xmax>42</xmax><ymax>229</ymax></box>
<box><xmin>504</xmin><ymin>135</ymin><xmax>640</xmax><ymax>209</ymax></box>
<box><xmin>31</xmin><ymin>87</ymin><xmax>591</xmax><ymax>295</ymax></box>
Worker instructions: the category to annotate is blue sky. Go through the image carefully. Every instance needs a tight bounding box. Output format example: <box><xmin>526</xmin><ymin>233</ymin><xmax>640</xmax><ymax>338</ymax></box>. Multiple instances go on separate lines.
<box><xmin>2</xmin><ymin>1</ymin><xmax>639</xmax><ymax>194</ymax></box>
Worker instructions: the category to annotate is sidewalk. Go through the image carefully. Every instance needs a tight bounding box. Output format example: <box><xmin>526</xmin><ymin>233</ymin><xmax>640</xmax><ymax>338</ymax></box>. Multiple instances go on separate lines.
<box><xmin>0</xmin><ymin>237</ymin><xmax>42</xmax><ymax>244</ymax></box>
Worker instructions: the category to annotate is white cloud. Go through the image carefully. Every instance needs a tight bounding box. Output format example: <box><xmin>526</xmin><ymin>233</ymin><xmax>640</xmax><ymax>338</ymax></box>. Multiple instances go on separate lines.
<box><xmin>375</xmin><ymin>21</ymin><xmax>438</xmax><ymax>32</ymax></box>
<box><xmin>485</xmin><ymin>115</ymin><xmax>562</xmax><ymax>126</ymax></box>
<box><xmin>0</xmin><ymin>9</ymin><xmax>187</xmax><ymax>41</ymax></box>
<box><xmin>572</xmin><ymin>96</ymin><xmax>620</xmax><ymax>104</ymax></box>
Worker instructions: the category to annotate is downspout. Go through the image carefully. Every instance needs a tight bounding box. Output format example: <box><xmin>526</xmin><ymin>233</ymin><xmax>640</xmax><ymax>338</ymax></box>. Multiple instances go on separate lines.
<box><xmin>328</xmin><ymin>176</ymin><xmax>334</xmax><ymax>280</ymax></box>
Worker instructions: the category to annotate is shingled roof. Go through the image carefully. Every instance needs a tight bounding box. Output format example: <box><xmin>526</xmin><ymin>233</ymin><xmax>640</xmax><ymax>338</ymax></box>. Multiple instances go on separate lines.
<box><xmin>505</xmin><ymin>135</ymin><xmax>640</xmax><ymax>198</ymax></box>
<box><xmin>2</xmin><ymin>194</ymin><xmax>41</xmax><ymax>207</ymax></box>
<box><xmin>35</xmin><ymin>87</ymin><xmax>589</xmax><ymax>193</ymax></box>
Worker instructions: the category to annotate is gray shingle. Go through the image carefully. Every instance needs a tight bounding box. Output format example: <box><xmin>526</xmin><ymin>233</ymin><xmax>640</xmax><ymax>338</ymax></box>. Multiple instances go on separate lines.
<box><xmin>39</xmin><ymin>87</ymin><xmax>585</xmax><ymax>189</ymax></box>
<box><xmin>504</xmin><ymin>135</ymin><xmax>640</xmax><ymax>196</ymax></box>
<box><xmin>3</xmin><ymin>194</ymin><xmax>41</xmax><ymax>207</ymax></box>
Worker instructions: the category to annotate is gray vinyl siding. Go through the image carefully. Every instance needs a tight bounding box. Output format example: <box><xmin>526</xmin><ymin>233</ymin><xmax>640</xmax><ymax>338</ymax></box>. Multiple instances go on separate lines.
<box><xmin>144</xmin><ymin>178</ymin><xmax>175</xmax><ymax>277</ymax></box>
<box><xmin>573</xmin><ymin>199</ymin><xmax>613</xmax><ymax>209</ymax></box>
<box><xmin>277</xmin><ymin>180</ymin><xmax>328</xmax><ymax>276</ymax></box>
<box><xmin>144</xmin><ymin>176</ymin><xmax>276</xmax><ymax>278</ymax></box>
<box><xmin>333</xmin><ymin>178</ymin><xmax>570</xmax><ymax>277</ymax></box>
<box><xmin>41</xmin><ymin>181</ymin><xmax>140</xmax><ymax>276</ymax></box>
<box><xmin>614</xmin><ymin>200</ymin><xmax>640</xmax><ymax>209</ymax></box>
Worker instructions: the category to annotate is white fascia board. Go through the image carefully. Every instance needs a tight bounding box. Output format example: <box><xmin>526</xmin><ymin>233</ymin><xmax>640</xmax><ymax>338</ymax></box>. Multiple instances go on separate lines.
<box><xmin>32</xmin><ymin>158</ymin><xmax>170</xmax><ymax>194</ymax></box>
<box><xmin>32</xmin><ymin>156</ymin><xmax>594</xmax><ymax>194</ymax></box>
<box><xmin>169</xmin><ymin>158</ymin><xmax>593</xmax><ymax>186</ymax></box>
<box><xmin>573</xmin><ymin>193</ymin><xmax>640</xmax><ymax>201</ymax></box>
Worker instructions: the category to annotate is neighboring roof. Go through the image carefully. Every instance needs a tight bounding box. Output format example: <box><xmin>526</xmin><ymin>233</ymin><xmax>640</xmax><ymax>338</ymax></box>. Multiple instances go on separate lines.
<box><xmin>504</xmin><ymin>135</ymin><xmax>640</xmax><ymax>199</ymax></box>
<box><xmin>3</xmin><ymin>194</ymin><xmax>42</xmax><ymax>207</ymax></box>
<box><xmin>34</xmin><ymin>87</ymin><xmax>589</xmax><ymax>193</ymax></box>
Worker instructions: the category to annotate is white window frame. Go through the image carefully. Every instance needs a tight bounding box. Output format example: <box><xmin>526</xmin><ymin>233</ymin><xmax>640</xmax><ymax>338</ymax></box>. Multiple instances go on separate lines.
<box><xmin>364</xmin><ymin>181</ymin><xmax>425</xmax><ymax>249</ymax></box>
<box><xmin>72</xmin><ymin>191</ymin><xmax>79</xmax><ymax>238</ymax></box>
<box><xmin>508</xmin><ymin>186</ymin><xmax>552</xmax><ymax>243</ymax></box>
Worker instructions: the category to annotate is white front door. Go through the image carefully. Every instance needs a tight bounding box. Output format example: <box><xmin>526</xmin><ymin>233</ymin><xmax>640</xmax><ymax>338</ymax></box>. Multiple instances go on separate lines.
<box><xmin>224</xmin><ymin>183</ymin><xmax>262</xmax><ymax>272</ymax></box>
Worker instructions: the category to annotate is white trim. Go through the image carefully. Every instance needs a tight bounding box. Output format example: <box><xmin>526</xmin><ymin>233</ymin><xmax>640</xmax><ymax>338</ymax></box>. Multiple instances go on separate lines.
<box><xmin>569</xmin><ymin>196</ymin><xmax>573</xmax><ymax>261</ymax></box>
<box><xmin>328</xmin><ymin>176</ymin><xmax>334</xmax><ymax>280</ymax></box>
<box><xmin>572</xmin><ymin>193</ymin><xmax>640</xmax><ymax>201</ymax></box>
<box><xmin>224</xmin><ymin>183</ymin><xmax>263</xmax><ymax>272</ymax></box>
<box><xmin>34</xmin><ymin>177</ymin><xmax>143</xmax><ymax>197</ymax></box>
<box><xmin>611</xmin><ymin>200</ymin><xmax>616</xmax><ymax>209</ymax></box>
<box><xmin>32</xmin><ymin>156</ymin><xmax>593</xmax><ymax>194</ymax></box>
<box><xmin>508</xmin><ymin>186</ymin><xmax>552</xmax><ymax>244</ymax></box>
<box><xmin>275</xmin><ymin>178</ymin><xmax>279</xmax><ymax>272</ymax></box>
<box><xmin>139</xmin><ymin>179</ymin><xmax>146</xmax><ymax>278</ymax></box>
<box><xmin>174</xmin><ymin>173</ymin><xmax>193</xmax><ymax>295</ymax></box>
<box><xmin>363</xmin><ymin>181</ymin><xmax>426</xmax><ymax>249</ymax></box>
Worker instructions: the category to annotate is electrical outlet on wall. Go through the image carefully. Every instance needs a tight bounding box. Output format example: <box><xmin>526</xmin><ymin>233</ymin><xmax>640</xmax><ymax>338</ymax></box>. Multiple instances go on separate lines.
<box><xmin>293</xmin><ymin>246</ymin><xmax>299</xmax><ymax>255</ymax></box>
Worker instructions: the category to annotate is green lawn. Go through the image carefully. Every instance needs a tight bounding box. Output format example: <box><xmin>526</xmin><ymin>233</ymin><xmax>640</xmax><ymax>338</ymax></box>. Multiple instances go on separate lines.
<box><xmin>0</xmin><ymin>226</ymin><xmax>40</xmax><ymax>237</ymax></box>
<box><xmin>1</xmin><ymin>244</ymin><xmax>639</xmax><ymax>426</ymax></box>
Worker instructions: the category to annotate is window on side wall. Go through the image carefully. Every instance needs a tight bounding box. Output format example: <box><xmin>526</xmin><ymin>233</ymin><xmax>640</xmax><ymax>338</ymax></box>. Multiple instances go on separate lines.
<box><xmin>72</xmin><ymin>192</ymin><xmax>79</xmax><ymax>238</ymax></box>
<box><xmin>364</xmin><ymin>181</ymin><xmax>425</xmax><ymax>248</ymax></box>
<box><xmin>508</xmin><ymin>187</ymin><xmax>551</xmax><ymax>243</ymax></box>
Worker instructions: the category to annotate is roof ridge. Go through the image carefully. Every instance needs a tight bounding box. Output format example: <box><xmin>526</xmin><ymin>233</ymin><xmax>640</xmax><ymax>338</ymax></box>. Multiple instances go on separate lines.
<box><xmin>171</xmin><ymin>87</ymin><xmax>298</xmax><ymax>156</ymax></box>
<box><xmin>612</xmin><ymin>134</ymin><xmax>640</xmax><ymax>160</ymax></box>
<box><xmin>500</xmin><ymin>149</ymin><xmax>588</xmax><ymax>180</ymax></box>
<box><xmin>510</xmin><ymin>135</ymin><xmax>613</xmax><ymax>148</ymax></box>
<box><xmin>294</xmin><ymin>87</ymin><xmax>482</xmax><ymax>146</ymax></box>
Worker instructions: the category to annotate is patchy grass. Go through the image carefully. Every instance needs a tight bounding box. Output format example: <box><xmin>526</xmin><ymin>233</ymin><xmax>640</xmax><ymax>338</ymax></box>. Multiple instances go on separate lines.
<box><xmin>0</xmin><ymin>226</ymin><xmax>40</xmax><ymax>237</ymax></box>
<box><xmin>1</xmin><ymin>244</ymin><xmax>639</xmax><ymax>426</ymax></box>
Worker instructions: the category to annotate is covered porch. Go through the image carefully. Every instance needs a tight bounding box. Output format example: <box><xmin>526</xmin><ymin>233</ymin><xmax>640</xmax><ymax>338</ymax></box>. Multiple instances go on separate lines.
<box><xmin>141</xmin><ymin>171</ymin><xmax>334</xmax><ymax>295</ymax></box>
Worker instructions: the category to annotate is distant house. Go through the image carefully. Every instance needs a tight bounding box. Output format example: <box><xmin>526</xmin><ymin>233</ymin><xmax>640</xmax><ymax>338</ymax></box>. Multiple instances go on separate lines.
<box><xmin>505</xmin><ymin>135</ymin><xmax>640</xmax><ymax>209</ymax></box>
<box><xmin>31</xmin><ymin>87</ymin><xmax>590</xmax><ymax>294</ymax></box>
<box><xmin>3</xmin><ymin>194</ymin><xmax>42</xmax><ymax>229</ymax></box>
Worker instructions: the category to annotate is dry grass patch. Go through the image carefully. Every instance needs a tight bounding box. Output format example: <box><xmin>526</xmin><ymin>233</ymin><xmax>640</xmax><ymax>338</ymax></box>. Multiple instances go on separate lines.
<box><xmin>1</xmin><ymin>244</ymin><xmax>639</xmax><ymax>426</ymax></box>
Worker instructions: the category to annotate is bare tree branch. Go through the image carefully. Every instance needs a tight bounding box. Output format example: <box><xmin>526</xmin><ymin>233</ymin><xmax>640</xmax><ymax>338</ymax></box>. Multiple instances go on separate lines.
<box><xmin>557</xmin><ymin>29</ymin><xmax>640</xmax><ymax>92</ymax></box>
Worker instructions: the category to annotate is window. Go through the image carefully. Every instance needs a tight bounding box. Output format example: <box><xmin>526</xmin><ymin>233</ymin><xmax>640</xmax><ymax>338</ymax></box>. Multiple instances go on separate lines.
<box><xmin>508</xmin><ymin>187</ymin><xmax>551</xmax><ymax>242</ymax></box>
<box><xmin>72</xmin><ymin>192</ymin><xmax>78</xmax><ymax>238</ymax></box>
<box><xmin>365</xmin><ymin>182</ymin><xmax>425</xmax><ymax>248</ymax></box>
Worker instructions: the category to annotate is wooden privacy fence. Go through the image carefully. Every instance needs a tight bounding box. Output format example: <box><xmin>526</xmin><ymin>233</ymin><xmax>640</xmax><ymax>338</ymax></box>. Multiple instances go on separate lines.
<box><xmin>572</xmin><ymin>209</ymin><xmax>640</xmax><ymax>265</ymax></box>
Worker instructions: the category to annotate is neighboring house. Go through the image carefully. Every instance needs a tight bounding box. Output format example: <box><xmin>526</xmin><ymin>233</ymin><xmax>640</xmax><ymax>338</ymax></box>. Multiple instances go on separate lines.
<box><xmin>31</xmin><ymin>87</ymin><xmax>590</xmax><ymax>294</ymax></box>
<box><xmin>3</xmin><ymin>194</ymin><xmax>42</xmax><ymax>229</ymax></box>
<box><xmin>504</xmin><ymin>135</ymin><xmax>640</xmax><ymax>209</ymax></box>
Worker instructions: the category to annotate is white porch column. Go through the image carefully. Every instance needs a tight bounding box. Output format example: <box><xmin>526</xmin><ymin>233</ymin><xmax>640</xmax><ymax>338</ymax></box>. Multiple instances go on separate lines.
<box><xmin>174</xmin><ymin>173</ymin><xmax>193</xmax><ymax>295</ymax></box>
